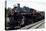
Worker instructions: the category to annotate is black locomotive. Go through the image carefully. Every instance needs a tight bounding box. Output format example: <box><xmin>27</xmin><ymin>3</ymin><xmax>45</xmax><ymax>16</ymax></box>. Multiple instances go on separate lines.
<box><xmin>6</xmin><ymin>8</ymin><xmax>44</xmax><ymax>30</ymax></box>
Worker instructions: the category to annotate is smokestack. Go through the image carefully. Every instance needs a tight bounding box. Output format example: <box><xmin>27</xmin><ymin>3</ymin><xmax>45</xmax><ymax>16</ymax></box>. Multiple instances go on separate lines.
<box><xmin>17</xmin><ymin>3</ymin><xmax>20</xmax><ymax>8</ymax></box>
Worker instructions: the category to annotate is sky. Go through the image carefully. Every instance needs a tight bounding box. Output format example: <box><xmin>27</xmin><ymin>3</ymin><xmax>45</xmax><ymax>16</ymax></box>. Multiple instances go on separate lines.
<box><xmin>6</xmin><ymin>0</ymin><xmax>46</xmax><ymax>11</ymax></box>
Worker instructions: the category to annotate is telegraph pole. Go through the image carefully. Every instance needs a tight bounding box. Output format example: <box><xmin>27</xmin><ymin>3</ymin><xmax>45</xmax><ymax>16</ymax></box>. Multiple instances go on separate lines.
<box><xmin>5</xmin><ymin>0</ymin><xmax>7</xmax><ymax>9</ymax></box>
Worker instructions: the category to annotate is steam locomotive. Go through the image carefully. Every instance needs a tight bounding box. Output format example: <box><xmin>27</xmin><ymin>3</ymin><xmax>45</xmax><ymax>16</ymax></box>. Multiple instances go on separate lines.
<box><xmin>7</xmin><ymin>9</ymin><xmax>44</xmax><ymax>30</ymax></box>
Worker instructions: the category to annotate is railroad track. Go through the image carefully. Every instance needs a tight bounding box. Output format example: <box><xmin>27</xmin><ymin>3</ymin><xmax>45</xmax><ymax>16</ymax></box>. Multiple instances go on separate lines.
<box><xmin>19</xmin><ymin>20</ymin><xmax>44</xmax><ymax>29</ymax></box>
<box><xmin>6</xmin><ymin>20</ymin><xmax>44</xmax><ymax>30</ymax></box>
